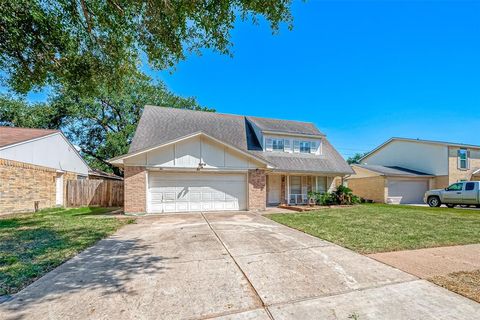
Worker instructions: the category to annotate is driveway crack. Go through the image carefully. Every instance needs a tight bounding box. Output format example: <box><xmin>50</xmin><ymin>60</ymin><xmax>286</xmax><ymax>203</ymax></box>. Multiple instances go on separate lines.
<box><xmin>200</xmin><ymin>212</ymin><xmax>275</xmax><ymax>320</ymax></box>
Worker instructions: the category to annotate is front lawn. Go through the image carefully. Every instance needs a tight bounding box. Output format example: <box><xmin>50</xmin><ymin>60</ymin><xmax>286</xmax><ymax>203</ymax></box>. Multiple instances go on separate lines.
<box><xmin>267</xmin><ymin>204</ymin><xmax>480</xmax><ymax>254</ymax></box>
<box><xmin>0</xmin><ymin>207</ymin><xmax>133</xmax><ymax>295</ymax></box>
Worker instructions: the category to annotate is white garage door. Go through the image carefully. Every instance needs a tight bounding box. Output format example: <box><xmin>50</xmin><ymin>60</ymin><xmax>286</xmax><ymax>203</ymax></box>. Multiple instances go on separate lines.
<box><xmin>387</xmin><ymin>179</ymin><xmax>429</xmax><ymax>204</ymax></box>
<box><xmin>148</xmin><ymin>172</ymin><xmax>247</xmax><ymax>213</ymax></box>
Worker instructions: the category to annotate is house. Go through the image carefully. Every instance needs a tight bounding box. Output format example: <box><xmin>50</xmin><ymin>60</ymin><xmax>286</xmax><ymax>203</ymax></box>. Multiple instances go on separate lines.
<box><xmin>109</xmin><ymin>106</ymin><xmax>353</xmax><ymax>214</ymax></box>
<box><xmin>347</xmin><ymin>137</ymin><xmax>480</xmax><ymax>204</ymax></box>
<box><xmin>0</xmin><ymin>126</ymin><xmax>90</xmax><ymax>214</ymax></box>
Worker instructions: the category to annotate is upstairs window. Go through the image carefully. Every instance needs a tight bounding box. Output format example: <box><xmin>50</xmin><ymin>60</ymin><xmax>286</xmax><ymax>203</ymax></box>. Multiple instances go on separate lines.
<box><xmin>300</xmin><ymin>141</ymin><xmax>311</xmax><ymax>153</ymax></box>
<box><xmin>272</xmin><ymin>139</ymin><xmax>284</xmax><ymax>151</ymax></box>
<box><xmin>458</xmin><ymin>149</ymin><xmax>469</xmax><ymax>170</ymax></box>
<box><xmin>265</xmin><ymin>138</ymin><xmax>284</xmax><ymax>152</ymax></box>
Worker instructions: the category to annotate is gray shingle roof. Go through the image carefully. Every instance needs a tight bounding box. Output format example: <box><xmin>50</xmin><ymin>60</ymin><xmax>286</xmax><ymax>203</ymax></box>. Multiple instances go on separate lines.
<box><xmin>130</xmin><ymin>106</ymin><xmax>248</xmax><ymax>153</ymax></box>
<box><xmin>127</xmin><ymin>106</ymin><xmax>352</xmax><ymax>174</ymax></box>
<box><xmin>354</xmin><ymin>164</ymin><xmax>433</xmax><ymax>177</ymax></box>
<box><xmin>246</xmin><ymin>116</ymin><xmax>324</xmax><ymax>136</ymax></box>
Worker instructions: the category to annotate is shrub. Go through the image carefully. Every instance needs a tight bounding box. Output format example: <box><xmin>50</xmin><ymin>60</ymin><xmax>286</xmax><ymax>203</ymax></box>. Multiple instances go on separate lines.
<box><xmin>307</xmin><ymin>185</ymin><xmax>361</xmax><ymax>206</ymax></box>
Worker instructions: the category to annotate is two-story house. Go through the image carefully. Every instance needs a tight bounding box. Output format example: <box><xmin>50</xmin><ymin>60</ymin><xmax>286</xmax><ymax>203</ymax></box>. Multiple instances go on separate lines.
<box><xmin>347</xmin><ymin>137</ymin><xmax>480</xmax><ymax>204</ymax></box>
<box><xmin>110</xmin><ymin>106</ymin><xmax>353</xmax><ymax>213</ymax></box>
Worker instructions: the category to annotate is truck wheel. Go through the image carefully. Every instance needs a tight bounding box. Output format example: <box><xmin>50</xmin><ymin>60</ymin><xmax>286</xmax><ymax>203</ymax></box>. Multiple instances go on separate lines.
<box><xmin>446</xmin><ymin>204</ymin><xmax>455</xmax><ymax>208</ymax></box>
<box><xmin>428</xmin><ymin>196</ymin><xmax>441</xmax><ymax>207</ymax></box>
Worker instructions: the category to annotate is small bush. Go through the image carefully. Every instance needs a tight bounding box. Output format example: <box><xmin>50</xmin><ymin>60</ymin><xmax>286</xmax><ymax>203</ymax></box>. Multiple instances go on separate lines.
<box><xmin>308</xmin><ymin>185</ymin><xmax>361</xmax><ymax>206</ymax></box>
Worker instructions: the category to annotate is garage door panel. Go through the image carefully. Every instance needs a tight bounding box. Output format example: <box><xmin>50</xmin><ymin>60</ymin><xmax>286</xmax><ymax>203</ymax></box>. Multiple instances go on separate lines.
<box><xmin>148</xmin><ymin>172</ymin><xmax>246</xmax><ymax>213</ymax></box>
<box><xmin>388</xmin><ymin>179</ymin><xmax>429</xmax><ymax>204</ymax></box>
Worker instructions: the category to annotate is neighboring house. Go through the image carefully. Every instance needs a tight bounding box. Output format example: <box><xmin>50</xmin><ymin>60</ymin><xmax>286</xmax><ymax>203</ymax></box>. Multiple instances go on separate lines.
<box><xmin>347</xmin><ymin>137</ymin><xmax>480</xmax><ymax>204</ymax></box>
<box><xmin>0</xmin><ymin>126</ymin><xmax>90</xmax><ymax>214</ymax></box>
<box><xmin>89</xmin><ymin>169</ymin><xmax>123</xmax><ymax>181</ymax></box>
<box><xmin>110</xmin><ymin>106</ymin><xmax>352</xmax><ymax>214</ymax></box>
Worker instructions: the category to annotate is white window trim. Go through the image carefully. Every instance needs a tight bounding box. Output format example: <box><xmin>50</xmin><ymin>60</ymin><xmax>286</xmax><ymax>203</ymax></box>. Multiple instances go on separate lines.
<box><xmin>457</xmin><ymin>149</ymin><xmax>469</xmax><ymax>170</ymax></box>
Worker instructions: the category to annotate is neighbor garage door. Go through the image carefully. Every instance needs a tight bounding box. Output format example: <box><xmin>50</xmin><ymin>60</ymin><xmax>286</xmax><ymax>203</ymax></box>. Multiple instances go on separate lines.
<box><xmin>148</xmin><ymin>172</ymin><xmax>247</xmax><ymax>213</ymax></box>
<box><xmin>387</xmin><ymin>179</ymin><xmax>429</xmax><ymax>204</ymax></box>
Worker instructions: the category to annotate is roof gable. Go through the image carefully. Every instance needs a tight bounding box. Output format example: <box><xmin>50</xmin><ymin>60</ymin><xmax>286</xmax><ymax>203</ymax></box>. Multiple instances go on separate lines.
<box><xmin>0</xmin><ymin>126</ymin><xmax>59</xmax><ymax>148</ymax></box>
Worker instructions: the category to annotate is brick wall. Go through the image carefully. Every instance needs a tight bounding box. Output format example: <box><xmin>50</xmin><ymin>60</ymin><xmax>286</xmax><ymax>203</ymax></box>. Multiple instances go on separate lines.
<box><xmin>0</xmin><ymin>159</ymin><xmax>77</xmax><ymax>215</ymax></box>
<box><xmin>248</xmin><ymin>169</ymin><xmax>266</xmax><ymax>211</ymax></box>
<box><xmin>433</xmin><ymin>175</ymin><xmax>449</xmax><ymax>189</ymax></box>
<box><xmin>124</xmin><ymin>166</ymin><xmax>146</xmax><ymax>213</ymax></box>
<box><xmin>448</xmin><ymin>147</ymin><xmax>480</xmax><ymax>184</ymax></box>
<box><xmin>347</xmin><ymin>176</ymin><xmax>386</xmax><ymax>203</ymax></box>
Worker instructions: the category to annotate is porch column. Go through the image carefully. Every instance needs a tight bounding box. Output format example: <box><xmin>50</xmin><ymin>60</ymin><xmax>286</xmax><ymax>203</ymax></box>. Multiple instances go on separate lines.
<box><xmin>286</xmin><ymin>175</ymin><xmax>290</xmax><ymax>205</ymax></box>
<box><xmin>280</xmin><ymin>175</ymin><xmax>287</xmax><ymax>205</ymax></box>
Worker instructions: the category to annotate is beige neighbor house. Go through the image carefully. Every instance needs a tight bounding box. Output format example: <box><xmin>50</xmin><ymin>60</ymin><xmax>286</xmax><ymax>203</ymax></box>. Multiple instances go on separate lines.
<box><xmin>110</xmin><ymin>106</ymin><xmax>353</xmax><ymax>214</ymax></box>
<box><xmin>0</xmin><ymin>126</ymin><xmax>90</xmax><ymax>215</ymax></box>
<box><xmin>347</xmin><ymin>137</ymin><xmax>480</xmax><ymax>204</ymax></box>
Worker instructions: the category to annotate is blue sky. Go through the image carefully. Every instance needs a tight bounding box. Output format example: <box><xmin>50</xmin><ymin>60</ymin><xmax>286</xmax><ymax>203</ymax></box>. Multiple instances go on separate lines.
<box><xmin>153</xmin><ymin>0</ymin><xmax>480</xmax><ymax>158</ymax></box>
<box><xmin>7</xmin><ymin>0</ymin><xmax>480</xmax><ymax>158</ymax></box>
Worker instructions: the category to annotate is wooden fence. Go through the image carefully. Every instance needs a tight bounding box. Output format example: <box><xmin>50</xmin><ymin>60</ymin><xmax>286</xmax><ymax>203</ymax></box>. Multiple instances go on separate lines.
<box><xmin>66</xmin><ymin>180</ymin><xmax>124</xmax><ymax>207</ymax></box>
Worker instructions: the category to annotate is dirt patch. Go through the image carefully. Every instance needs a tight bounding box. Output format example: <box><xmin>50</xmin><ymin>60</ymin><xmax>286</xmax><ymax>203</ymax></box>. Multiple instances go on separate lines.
<box><xmin>431</xmin><ymin>270</ymin><xmax>480</xmax><ymax>303</ymax></box>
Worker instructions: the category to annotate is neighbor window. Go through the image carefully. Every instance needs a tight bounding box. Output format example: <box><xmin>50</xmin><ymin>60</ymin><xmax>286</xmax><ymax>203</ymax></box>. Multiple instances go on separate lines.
<box><xmin>458</xmin><ymin>149</ymin><xmax>469</xmax><ymax>169</ymax></box>
<box><xmin>446</xmin><ymin>183</ymin><xmax>463</xmax><ymax>191</ymax></box>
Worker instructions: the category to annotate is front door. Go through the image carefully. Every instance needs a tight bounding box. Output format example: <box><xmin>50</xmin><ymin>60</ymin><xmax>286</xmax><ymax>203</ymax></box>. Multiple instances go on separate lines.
<box><xmin>267</xmin><ymin>175</ymin><xmax>281</xmax><ymax>205</ymax></box>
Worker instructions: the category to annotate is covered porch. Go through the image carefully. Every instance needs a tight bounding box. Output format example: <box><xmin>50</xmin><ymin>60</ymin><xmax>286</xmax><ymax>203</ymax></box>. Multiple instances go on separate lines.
<box><xmin>266</xmin><ymin>173</ymin><xmax>339</xmax><ymax>206</ymax></box>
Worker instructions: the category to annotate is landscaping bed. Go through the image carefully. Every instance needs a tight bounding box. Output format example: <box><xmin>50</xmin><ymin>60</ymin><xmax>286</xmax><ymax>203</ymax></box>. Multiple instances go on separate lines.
<box><xmin>0</xmin><ymin>207</ymin><xmax>133</xmax><ymax>295</ymax></box>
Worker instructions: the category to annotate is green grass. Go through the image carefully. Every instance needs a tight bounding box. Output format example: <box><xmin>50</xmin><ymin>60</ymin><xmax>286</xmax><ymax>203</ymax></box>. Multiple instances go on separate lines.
<box><xmin>267</xmin><ymin>204</ymin><xmax>480</xmax><ymax>254</ymax></box>
<box><xmin>0</xmin><ymin>207</ymin><xmax>133</xmax><ymax>295</ymax></box>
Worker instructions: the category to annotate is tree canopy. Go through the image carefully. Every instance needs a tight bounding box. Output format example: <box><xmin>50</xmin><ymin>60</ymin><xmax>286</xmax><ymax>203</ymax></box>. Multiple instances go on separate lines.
<box><xmin>346</xmin><ymin>152</ymin><xmax>367</xmax><ymax>165</ymax></box>
<box><xmin>0</xmin><ymin>72</ymin><xmax>211</xmax><ymax>174</ymax></box>
<box><xmin>0</xmin><ymin>0</ymin><xmax>293</xmax><ymax>94</ymax></box>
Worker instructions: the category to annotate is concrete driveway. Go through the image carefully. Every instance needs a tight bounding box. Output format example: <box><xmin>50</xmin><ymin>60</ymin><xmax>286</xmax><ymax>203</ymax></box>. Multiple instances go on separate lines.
<box><xmin>1</xmin><ymin>212</ymin><xmax>479</xmax><ymax>320</ymax></box>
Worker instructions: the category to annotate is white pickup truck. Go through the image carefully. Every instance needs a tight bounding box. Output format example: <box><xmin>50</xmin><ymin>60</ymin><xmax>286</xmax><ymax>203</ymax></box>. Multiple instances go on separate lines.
<box><xmin>424</xmin><ymin>181</ymin><xmax>480</xmax><ymax>208</ymax></box>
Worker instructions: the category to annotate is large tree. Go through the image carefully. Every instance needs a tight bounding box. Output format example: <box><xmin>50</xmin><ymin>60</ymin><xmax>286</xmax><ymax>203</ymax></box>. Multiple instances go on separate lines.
<box><xmin>0</xmin><ymin>0</ymin><xmax>293</xmax><ymax>94</ymax></box>
<box><xmin>0</xmin><ymin>72</ymin><xmax>211</xmax><ymax>175</ymax></box>
<box><xmin>346</xmin><ymin>152</ymin><xmax>368</xmax><ymax>165</ymax></box>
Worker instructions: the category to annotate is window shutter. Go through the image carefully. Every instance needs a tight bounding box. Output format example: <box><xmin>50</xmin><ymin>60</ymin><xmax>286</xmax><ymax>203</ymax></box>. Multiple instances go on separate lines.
<box><xmin>310</xmin><ymin>141</ymin><xmax>317</xmax><ymax>154</ymax></box>
<box><xmin>284</xmin><ymin>139</ymin><xmax>292</xmax><ymax>152</ymax></box>
<box><xmin>467</xmin><ymin>150</ymin><xmax>471</xmax><ymax>169</ymax></box>
<box><xmin>457</xmin><ymin>150</ymin><xmax>461</xmax><ymax>168</ymax></box>
<box><xmin>265</xmin><ymin>138</ymin><xmax>273</xmax><ymax>151</ymax></box>
<box><xmin>293</xmin><ymin>140</ymin><xmax>300</xmax><ymax>153</ymax></box>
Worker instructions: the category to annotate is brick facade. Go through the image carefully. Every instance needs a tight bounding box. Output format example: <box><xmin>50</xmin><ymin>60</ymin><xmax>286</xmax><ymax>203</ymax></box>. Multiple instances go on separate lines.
<box><xmin>0</xmin><ymin>159</ymin><xmax>77</xmax><ymax>215</ymax></box>
<box><xmin>347</xmin><ymin>176</ymin><xmax>386</xmax><ymax>203</ymax></box>
<box><xmin>124</xmin><ymin>166</ymin><xmax>147</xmax><ymax>213</ymax></box>
<box><xmin>248</xmin><ymin>169</ymin><xmax>266</xmax><ymax>211</ymax></box>
<box><xmin>433</xmin><ymin>175</ymin><xmax>450</xmax><ymax>189</ymax></box>
<box><xmin>448</xmin><ymin>147</ymin><xmax>480</xmax><ymax>184</ymax></box>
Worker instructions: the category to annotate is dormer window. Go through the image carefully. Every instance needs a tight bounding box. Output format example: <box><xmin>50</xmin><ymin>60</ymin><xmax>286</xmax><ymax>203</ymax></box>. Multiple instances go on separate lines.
<box><xmin>265</xmin><ymin>137</ymin><xmax>320</xmax><ymax>155</ymax></box>
<box><xmin>272</xmin><ymin>139</ymin><xmax>284</xmax><ymax>151</ymax></box>
<box><xmin>265</xmin><ymin>138</ymin><xmax>284</xmax><ymax>152</ymax></box>
<box><xmin>300</xmin><ymin>141</ymin><xmax>311</xmax><ymax>153</ymax></box>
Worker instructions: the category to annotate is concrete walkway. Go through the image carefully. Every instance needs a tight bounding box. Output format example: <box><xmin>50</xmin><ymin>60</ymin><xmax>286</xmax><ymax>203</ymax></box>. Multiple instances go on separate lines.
<box><xmin>0</xmin><ymin>212</ymin><xmax>479</xmax><ymax>319</ymax></box>
<box><xmin>369</xmin><ymin>244</ymin><xmax>480</xmax><ymax>279</ymax></box>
